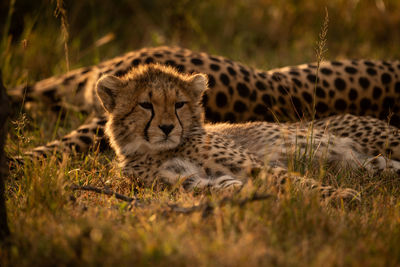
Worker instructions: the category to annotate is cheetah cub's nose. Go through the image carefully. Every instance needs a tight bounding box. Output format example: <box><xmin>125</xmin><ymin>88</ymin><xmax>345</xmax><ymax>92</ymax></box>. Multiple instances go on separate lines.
<box><xmin>159</xmin><ymin>124</ymin><xmax>174</xmax><ymax>136</ymax></box>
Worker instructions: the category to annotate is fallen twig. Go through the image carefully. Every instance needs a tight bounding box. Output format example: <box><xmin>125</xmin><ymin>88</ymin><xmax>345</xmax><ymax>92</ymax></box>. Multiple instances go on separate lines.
<box><xmin>70</xmin><ymin>184</ymin><xmax>136</xmax><ymax>203</ymax></box>
<box><xmin>70</xmin><ymin>183</ymin><xmax>274</xmax><ymax>217</ymax></box>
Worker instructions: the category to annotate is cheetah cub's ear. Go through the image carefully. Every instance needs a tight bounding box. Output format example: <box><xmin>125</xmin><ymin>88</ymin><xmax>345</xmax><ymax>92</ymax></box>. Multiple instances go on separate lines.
<box><xmin>96</xmin><ymin>75</ymin><xmax>125</xmax><ymax>112</ymax></box>
<box><xmin>189</xmin><ymin>74</ymin><xmax>208</xmax><ymax>99</ymax></box>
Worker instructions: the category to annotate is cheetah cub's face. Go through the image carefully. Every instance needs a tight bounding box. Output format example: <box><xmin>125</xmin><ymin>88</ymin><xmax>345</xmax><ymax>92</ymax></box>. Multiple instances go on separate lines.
<box><xmin>96</xmin><ymin>64</ymin><xmax>207</xmax><ymax>154</ymax></box>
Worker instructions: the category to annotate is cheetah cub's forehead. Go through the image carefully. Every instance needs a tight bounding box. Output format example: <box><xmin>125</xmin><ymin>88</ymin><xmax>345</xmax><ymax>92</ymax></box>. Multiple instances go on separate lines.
<box><xmin>96</xmin><ymin>64</ymin><xmax>207</xmax><ymax>113</ymax></box>
<box><xmin>96</xmin><ymin>64</ymin><xmax>208</xmax><ymax>154</ymax></box>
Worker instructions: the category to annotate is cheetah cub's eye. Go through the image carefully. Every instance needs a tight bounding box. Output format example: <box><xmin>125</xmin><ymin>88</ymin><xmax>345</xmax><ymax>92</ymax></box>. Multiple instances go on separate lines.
<box><xmin>139</xmin><ymin>102</ymin><xmax>153</xmax><ymax>110</ymax></box>
<box><xmin>175</xmin><ymin>101</ymin><xmax>186</xmax><ymax>109</ymax></box>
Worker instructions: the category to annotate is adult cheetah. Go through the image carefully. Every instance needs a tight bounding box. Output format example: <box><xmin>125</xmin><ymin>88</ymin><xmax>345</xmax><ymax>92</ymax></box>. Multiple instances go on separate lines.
<box><xmin>10</xmin><ymin>46</ymin><xmax>400</xmax><ymax>158</ymax></box>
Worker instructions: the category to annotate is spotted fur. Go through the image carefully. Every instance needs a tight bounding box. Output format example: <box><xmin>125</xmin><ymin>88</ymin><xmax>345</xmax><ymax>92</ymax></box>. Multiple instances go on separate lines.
<box><xmin>10</xmin><ymin>46</ymin><xmax>400</xmax><ymax>158</ymax></box>
<box><xmin>95</xmin><ymin>64</ymin><xmax>399</xmax><ymax>199</ymax></box>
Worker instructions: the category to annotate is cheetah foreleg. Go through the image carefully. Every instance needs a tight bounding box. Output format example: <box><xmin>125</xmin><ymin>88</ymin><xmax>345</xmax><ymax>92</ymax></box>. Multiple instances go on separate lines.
<box><xmin>159</xmin><ymin>158</ymin><xmax>243</xmax><ymax>191</ymax></box>
<box><xmin>263</xmin><ymin>166</ymin><xmax>361</xmax><ymax>201</ymax></box>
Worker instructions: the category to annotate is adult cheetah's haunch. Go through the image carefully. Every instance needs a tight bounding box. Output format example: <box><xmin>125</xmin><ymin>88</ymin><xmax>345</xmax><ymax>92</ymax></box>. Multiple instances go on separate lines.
<box><xmin>95</xmin><ymin>64</ymin><xmax>400</xmax><ymax>200</ymax></box>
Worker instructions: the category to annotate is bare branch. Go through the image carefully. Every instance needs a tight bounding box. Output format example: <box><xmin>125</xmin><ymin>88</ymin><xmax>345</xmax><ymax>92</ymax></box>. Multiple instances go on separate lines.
<box><xmin>69</xmin><ymin>184</ymin><xmax>136</xmax><ymax>203</ymax></box>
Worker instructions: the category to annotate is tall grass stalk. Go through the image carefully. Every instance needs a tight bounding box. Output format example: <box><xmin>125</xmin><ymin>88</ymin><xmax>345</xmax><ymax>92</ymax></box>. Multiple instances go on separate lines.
<box><xmin>55</xmin><ymin>0</ymin><xmax>70</xmax><ymax>72</ymax></box>
<box><xmin>305</xmin><ymin>8</ymin><xmax>329</xmax><ymax>171</ymax></box>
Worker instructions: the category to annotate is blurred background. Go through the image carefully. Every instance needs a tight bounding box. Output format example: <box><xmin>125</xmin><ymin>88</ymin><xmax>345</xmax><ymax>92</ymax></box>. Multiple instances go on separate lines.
<box><xmin>1</xmin><ymin>0</ymin><xmax>400</xmax><ymax>87</ymax></box>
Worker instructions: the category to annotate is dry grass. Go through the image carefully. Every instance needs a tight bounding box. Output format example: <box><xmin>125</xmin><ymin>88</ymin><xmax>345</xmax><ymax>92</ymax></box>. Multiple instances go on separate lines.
<box><xmin>2</xmin><ymin>1</ymin><xmax>400</xmax><ymax>266</ymax></box>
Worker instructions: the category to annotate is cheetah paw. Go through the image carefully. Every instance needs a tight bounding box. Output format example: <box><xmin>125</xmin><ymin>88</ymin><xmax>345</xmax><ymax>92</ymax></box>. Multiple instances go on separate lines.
<box><xmin>326</xmin><ymin>187</ymin><xmax>361</xmax><ymax>202</ymax></box>
<box><xmin>213</xmin><ymin>175</ymin><xmax>243</xmax><ymax>191</ymax></box>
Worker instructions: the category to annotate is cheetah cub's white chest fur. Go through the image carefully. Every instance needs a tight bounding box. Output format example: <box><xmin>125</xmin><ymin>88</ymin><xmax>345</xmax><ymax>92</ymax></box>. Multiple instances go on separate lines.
<box><xmin>96</xmin><ymin>64</ymin><xmax>398</xmax><ymax>199</ymax></box>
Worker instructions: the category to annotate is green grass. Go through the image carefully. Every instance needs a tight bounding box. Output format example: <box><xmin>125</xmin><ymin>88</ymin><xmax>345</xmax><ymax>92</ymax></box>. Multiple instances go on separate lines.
<box><xmin>2</xmin><ymin>1</ymin><xmax>400</xmax><ymax>266</ymax></box>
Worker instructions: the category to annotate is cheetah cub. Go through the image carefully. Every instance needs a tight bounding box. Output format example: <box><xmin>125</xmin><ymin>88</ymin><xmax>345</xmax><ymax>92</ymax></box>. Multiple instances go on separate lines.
<box><xmin>95</xmin><ymin>64</ymin><xmax>396</xmax><ymax>200</ymax></box>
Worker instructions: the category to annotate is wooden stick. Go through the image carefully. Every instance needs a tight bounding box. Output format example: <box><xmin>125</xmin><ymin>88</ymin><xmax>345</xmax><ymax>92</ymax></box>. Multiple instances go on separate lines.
<box><xmin>70</xmin><ymin>184</ymin><xmax>136</xmax><ymax>203</ymax></box>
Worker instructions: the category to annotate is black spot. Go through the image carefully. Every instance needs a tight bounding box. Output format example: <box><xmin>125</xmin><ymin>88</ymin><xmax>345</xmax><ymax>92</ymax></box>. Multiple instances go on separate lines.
<box><xmin>292</xmin><ymin>78</ymin><xmax>302</xmax><ymax>87</ymax></box>
<box><xmin>292</xmin><ymin>97</ymin><xmax>303</xmax><ymax>116</ymax></box>
<box><xmin>348</xmin><ymin>89</ymin><xmax>358</xmax><ymax>100</ymax></box>
<box><xmin>154</xmin><ymin>53</ymin><xmax>163</xmax><ymax>58</ymax></box>
<box><xmin>115</xmin><ymin>70</ymin><xmax>128</xmax><ymax>76</ymax></box>
<box><xmin>289</xmin><ymin>71</ymin><xmax>300</xmax><ymax>76</ymax></box>
<box><xmin>386</xmin><ymin>148</ymin><xmax>393</xmax><ymax>155</ymax></box>
<box><xmin>258</xmin><ymin>72</ymin><xmax>266</xmax><ymax>78</ymax></box>
<box><xmin>360</xmin><ymin>98</ymin><xmax>371</xmax><ymax>110</ymax></box>
<box><xmin>345</xmin><ymin>66</ymin><xmax>357</xmax><ymax>74</ymax></box>
<box><xmin>373</xmin><ymin>87</ymin><xmax>382</xmax><ymax>99</ymax></box>
<box><xmin>334</xmin><ymin>99</ymin><xmax>347</xmax><ymax>111</ymax></box>
<box><xmin>366</xmin><ymin>67</ymin><xmax>377</xmax><ymax>76</ymax></box>
<box><xmin>255</xmin><ymin>81</ymin><xmax>266</xmax><ymax>91</ymax></box>
<box><xmin>381</xmin><ymin>73</ymin><xmax>392</xmax><ymax>84</ymax></box>
<box><xmin>278</xmin><ymin>96</ymin><xmax>285</xmax><ymax>105</ymax></box>
<box><xmin>302</xmin><ymin>92</ymin><xmax>313</xmax><ymax>104</ymax></box>
<box><xmin>62</xmin><ymin>75</ymin><xmax>76</xmax><ymax>85</ymax></box>
<box><xmin>240</xmin><ymin>68</ymin><xmax>250</xmax><ymax>76</ymax></box>
<box><xmin>96</xmin><ymin>128</ymin><xmax>105</xmax><ymax>137</ymax></box>
<box><xmin>395</xmin><ymin>82</ymin><xmax>400</xmax><ymax>93</ymax></box>
<box><xmin>77</xmin><ymin>128</ymin><xmax>89</xmax><ymax>133</ymax></box>
<box><xmin>307</xmin><ymin>74</ymin><xmax>318</xmax><ymax>83</ymax></box>
<box><xmin>271</xmin><ymin>72</ymin><xmax>282</xmax><ymax>81</ymax></box>
<box><xmin>131</xmin><ymin>58</ymin><xmax>141</xmax><ymax>66</ymax></box>
<box><xmin>165</xmin><ymin>60</ymin><xmax>176</xmax><ymax>67</ymax></box>
<box><xmin>364</xmin><ymin>61</ymin><xmax>375</xmax><ymax>67</ymax></box>
<box><xmin>176</xmin><ymin>64</ymin><xmax>185</xmax><ymax>73</ymax></box>
<box><xmin>220</xmin><ymin>73</ymin><xmax>230</xmax><ymax>86</ymax></box>
<box><xmin>191</xmin><ymin>58</ymin><xmax>204</xmax><ymax>65</ymax></box>
<box><xmin>358</xmin><ymin>77</ymin><xmax>370</xmax><ymax>89</ymax></box>
<box><xmin>79</xmin><ymin>136</ymin><xmax>93</xmax><ymax>145</ymax></box>
<box><xmin>237</xmin><ymin>83</ymin><xmax>250</xmax><ymax>97</ymax></box>
<box><xmin>216</xmin><ymin>92</ymin><xmax>227</xmax><ymax>107</ymax></box>
<box><xmin>322</xmin><ymin>80</ymin><xmax>329</xmax><ymax>88</ymax></box>
<box><xmin>320</xmin><ymin>68</ymin><xmax>333</xmax><ymax>75</ymax></box>
<box><xmin>278</xmin><ymin>85</ymin><xmax>289</xmax><ymax>95</ymax></box>
<box><xmin>115</xmin><ymin>60</ymin><xmax>123</xmax><ymax>67</ymax></box>
<box><xmin>210</xmin><ymin>64</ymin><xmax>220</xmax><ymax>71</ymax></box>
<box><xmin>262</xmin><ymin>94</ymin><xmax>274</xmax><ymax>106</ymax></box>
<box><xmin>209</xmin><ymin>56</ymin><xmax>220</xmax><ymax>62</ymax></box>
<box><xmin>224</xmin><ymin>112</ymin><xmax>236</xmax><ymax>122</ymax></box>
<box><xmin>207</xmin><ymin>75</ymin><xmax>216</xmax><ymax>88</ymax></box>
<box><xmin>98</xmin><ymin>119</ymin><xmax>108</xmax><ymax>126</ymax></box>
<box><xmin>329</xmin><ymin>90</ymin><xmax>335</xmax><ymax>98</ymax></box>
<box><xmin>316</xmin><ymin>102</ymin><xmax>329</xmax><ymax>113</ymax></box>
<box><xmin>316</xmin><ymin>87</ymin><xmax>326</xmax><ymax>98</ymax></box>
<box><xmin>234</xmin><ymin>101</ymin><xmax>248</xmax><ymax>113</ymax></box>
<box><xmin>331</xmin><ymin>61</ymin><xmax>343</xmax><ymax>66</ymax></box>
<box><xmin>382</xmin><ymin>97</ymin><xmax>395</xmax><ymax>109</ymax></box>
<box><xmin>76</xmin><ymin>80</ymin><xmax>86</xmax><ymax>93</ymax></box>
<box><xmin>202</xmin><ymin>94</ymin><xmax>208</xmax><ymax>106</ymax></box>
<box><xmin>81</xmin><ymin>67</ymin><xmax>91</xmax><ymax>74</ymax></box>
<box><xmin>254</xmin><ymin>104</ymin><xmax>266</xmax><ymax>115</ymax></box>
<box><xmin>145</xmin><ymin>57</ymin><xmax>154</xmax><ymax>64</ymax></box>
<box><xmin>334</xmin><ymin>78</ymin><xmax>346</xmax><ymax>91</ymax></box>
<box><xmin>227</xmin><ymin>67</ymin><xmax>236</xmax><ymax>76</ymax></box>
